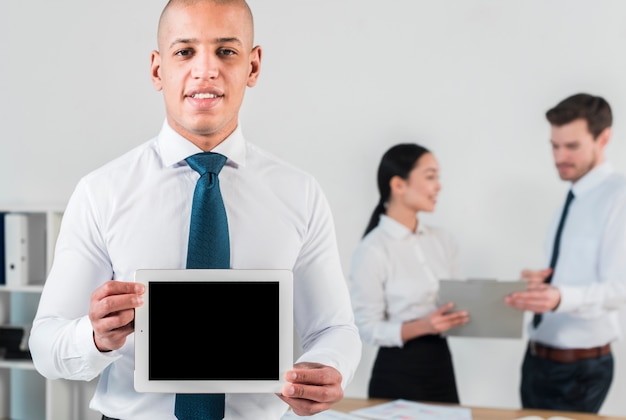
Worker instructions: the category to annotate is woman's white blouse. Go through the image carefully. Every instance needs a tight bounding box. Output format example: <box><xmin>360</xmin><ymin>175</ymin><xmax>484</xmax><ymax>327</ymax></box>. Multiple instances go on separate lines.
<box><xmin>348</xmin><ymin>215</ymin><xmax>461</xmax><ymax>347</ymax></box>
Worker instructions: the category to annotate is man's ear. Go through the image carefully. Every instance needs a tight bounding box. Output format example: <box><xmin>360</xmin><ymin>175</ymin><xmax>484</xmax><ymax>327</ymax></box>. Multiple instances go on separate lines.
<box><xmin>597</xmin><ymin>127</ymin><xmax>611</xmax><ymax>148</ymax></box>
<box><xmin>247</xmin><ymin>45</ymin><xmax>262</xmax><ymax>88</ymax></box>
<box><xmin>150</xmin><ymin>50</ymin><xmax>163</xmax><ymax>92</ymax></box>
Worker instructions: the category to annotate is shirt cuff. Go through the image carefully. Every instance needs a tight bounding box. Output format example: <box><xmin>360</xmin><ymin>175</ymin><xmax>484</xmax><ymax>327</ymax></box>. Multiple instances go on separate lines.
<box><xmin>554</xmin><ymin>285</ymin><xmax>583</xmax><ymax>313</ymax></box>
<box><xmin>295</xmin><ymin>351</ymin><xmax>349</xmax><ymax>389</ymax></box>
<box><xmin>76</xmin><ymin>316</ymin><xmax>121</xmax><ymax>370</ymax></box>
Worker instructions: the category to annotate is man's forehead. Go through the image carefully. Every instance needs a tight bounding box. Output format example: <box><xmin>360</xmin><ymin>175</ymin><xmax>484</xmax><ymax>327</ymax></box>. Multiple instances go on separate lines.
<box><xmin>158</xmin><ymin>1</ymin><xmax>253</xmax><ymax>47</ymax></box>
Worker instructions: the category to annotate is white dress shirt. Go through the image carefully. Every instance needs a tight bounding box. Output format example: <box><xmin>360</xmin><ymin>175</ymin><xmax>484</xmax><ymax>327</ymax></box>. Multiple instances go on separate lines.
<box><xmin>348</xmin><ymin>215</ymin><xmax>461</xmax><ymax>348</ymax></box>
<box><xmin>29</xmin><ymin>121</ymin><xmax>361</xmax><ymax>420</ymax></box>
<box><xmin>531</xmin><ymin>162</ymin><xmax>626</xmax><ymax>349</ymax></box>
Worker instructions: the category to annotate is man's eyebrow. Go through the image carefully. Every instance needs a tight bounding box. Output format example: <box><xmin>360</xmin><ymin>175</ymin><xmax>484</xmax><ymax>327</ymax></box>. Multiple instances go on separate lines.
<box><xmin>169</xmin><ymin>37</ymin><xmax>196</xmax><ymax>49</ymax></box>
<box><xmin>550</xmin><ymin>140</ymin><xmax>580</xmax><ymax>147</ymax></box>
<box><xmin>217</xmin><ymin>37</ymin><xmax>244</xmax><ymax>45</ymax></box>
<box><xmin>168</xmin><ymin>37</ymin><xmax>244</xmax><ymax>49</ymax></box>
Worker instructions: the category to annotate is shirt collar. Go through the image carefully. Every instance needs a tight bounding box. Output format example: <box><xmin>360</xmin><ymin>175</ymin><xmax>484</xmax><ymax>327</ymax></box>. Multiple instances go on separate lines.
<box><xmin>157</xmin><ymin>119</ymin><xmax>247</xmax><ymax>169</ymax></box>
<box><xmin>379</xmin><ymin>214</ymin><xmax>428</xmax><ymax>239</ymax></box>
<box><xmin>571</xmin><ymin>161</ymin><xmax>613</xmax><ymax>198</ymax></box>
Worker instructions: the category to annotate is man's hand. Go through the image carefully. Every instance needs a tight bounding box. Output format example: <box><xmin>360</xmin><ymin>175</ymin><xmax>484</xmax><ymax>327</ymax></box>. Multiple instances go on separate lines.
<box><xmin>89</xmin><ymin>280</ymin><xmax>145</xmax><ymax>352</ymax></box>
<box><xmin>520</xmin><ymin>268</ymin><xmax>552</xmax><ymax>286</ymax></box>
<box><xmin>278</xmin><ymin>362</ymin><xmax>344</xmax><ymax>416</ymax></box>
<box><xmin>505</xmin><ymin>283</ymin><xmax>561</xmax><ymax>314</ymax></box>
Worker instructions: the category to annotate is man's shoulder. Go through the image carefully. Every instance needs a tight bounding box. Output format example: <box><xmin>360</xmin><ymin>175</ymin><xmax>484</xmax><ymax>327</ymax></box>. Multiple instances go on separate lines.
<box><xmin>246</xmin><ymin>141</ymin><xmax>317</xmax><ymax>181</ymax></box>
<box><xmin>607</xmin><ymin>170</ymin><xmax>626</xmax><ymax>185</ymax></box>
<box><xmin>589</xmin><ymin>171</ymin><xmax>626</xmax><ymax>212</ymax></box>
<box><xmin>81</xmin><ymin>138</ymin><xmax>158</xmax><ymax>184</ymax></box>
<box><xmin>600</xmin><ymin>171</ymin><xmax>626</xmax><ymax>197</ymax></box>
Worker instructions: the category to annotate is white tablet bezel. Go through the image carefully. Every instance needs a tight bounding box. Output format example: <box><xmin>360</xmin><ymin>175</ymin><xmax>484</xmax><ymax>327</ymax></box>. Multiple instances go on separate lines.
<box><xmin>134</xmin><ymin>268</ymin><xmax>293</xmax><ymax>393</ymax></box>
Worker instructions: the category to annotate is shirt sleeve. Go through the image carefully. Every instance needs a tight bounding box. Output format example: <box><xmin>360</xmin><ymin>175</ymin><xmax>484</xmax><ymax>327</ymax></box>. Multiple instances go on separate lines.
<box><xmin>29</xmin><ymin>178</ymin><xmax>121</xmax><ymax>381</ymax></box>
<box><xmin>290</xmin><ymin>178</ymin><xmax>362</xmax><ymax>389</ymax></box>
<box><xmin>348</xmin><ymin>238</ymin><xmax>404</xmax><ymax>348</ymax></box>
<box><xmin>557</xmin><ymin>192</ymin><xmax>626</xmax><ymax>317</ymax></box>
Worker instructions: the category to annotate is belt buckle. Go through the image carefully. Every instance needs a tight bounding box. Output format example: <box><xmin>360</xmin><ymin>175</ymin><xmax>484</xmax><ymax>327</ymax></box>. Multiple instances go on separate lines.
<box><xmin>530</xmin><ymin>341</ymin><xmax>538</xmax><ymax>356</ymax></box>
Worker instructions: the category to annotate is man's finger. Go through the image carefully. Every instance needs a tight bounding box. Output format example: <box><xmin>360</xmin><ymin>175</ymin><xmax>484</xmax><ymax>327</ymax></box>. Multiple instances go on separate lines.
<box><xmin>286</xmin><ymin>366</ymin><xmax>340</xmax><ymax>386</ymax></box>
<box><xmin>92</xmin><ymin>280</ymin><xmax>145</xmax><ymax>301</ymax></box>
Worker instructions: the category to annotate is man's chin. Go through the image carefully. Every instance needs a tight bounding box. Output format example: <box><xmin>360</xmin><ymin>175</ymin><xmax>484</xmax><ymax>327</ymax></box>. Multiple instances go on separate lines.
<box><xmin>559</xmin><ymin>172</ymin><xmax>582</xmax><ymax>183</ymax></box>
<box><xmin>558</xmin><ymin>170</ymin><xmax>573</xmax><ymax>181</ymax></box>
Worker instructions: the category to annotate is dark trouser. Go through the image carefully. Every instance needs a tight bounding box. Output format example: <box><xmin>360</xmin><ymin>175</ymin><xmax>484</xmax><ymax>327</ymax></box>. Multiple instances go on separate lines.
<box><xmin>369</xmin><ymin>334</ymin><xmax>459</xmax><ymax>403</ymax></box>
<box><xmin>521</xmin><ymin>344</ymin><xmax>613</xmax><ymax>413</ymax></box>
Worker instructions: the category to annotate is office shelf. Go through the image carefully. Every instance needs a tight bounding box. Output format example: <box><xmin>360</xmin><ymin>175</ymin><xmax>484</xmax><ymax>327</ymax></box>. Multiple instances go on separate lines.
<box><xmin>0</xmin><ymin>207</ymin><xmax>75</xmax><ymax>420</ymax></box>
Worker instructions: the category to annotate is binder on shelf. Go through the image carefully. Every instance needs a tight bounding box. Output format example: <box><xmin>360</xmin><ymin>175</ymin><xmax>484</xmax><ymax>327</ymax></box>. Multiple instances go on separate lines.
<box><xmin>0</xmin><ymin>212</ymin><xmax>5</xmax><ymax>285</ymax></box>
<box><xmin>4</xmin><ymin>213</ymin><xmax>46</xmax><ymax>287</ymax></box>
<box><xmin>5</xmin><ymin>213</ymin><xmax>28</xmax><ymax>287</ymax></box>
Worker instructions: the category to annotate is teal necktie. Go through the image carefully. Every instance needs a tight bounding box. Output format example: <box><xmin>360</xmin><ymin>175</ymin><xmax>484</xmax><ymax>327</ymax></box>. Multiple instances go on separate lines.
<box><xmin>175</xmin><ymin>152</ymin><xmax>228</xmax><ymax>420</ymax></box>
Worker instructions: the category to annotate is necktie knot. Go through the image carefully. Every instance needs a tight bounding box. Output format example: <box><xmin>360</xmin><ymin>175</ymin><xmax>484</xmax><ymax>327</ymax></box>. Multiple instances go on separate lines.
<box><xmin>186</xmin><ymin>152</ymin><xmax>227</xmax><ymax>176</ymax></box>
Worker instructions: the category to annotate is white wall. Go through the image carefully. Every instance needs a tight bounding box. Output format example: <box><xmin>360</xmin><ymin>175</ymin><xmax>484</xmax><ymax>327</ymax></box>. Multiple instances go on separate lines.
<box><xmin>2</xmin><ymin>0</ymin><xmax>626</xmax><ymax>416</ymax></box>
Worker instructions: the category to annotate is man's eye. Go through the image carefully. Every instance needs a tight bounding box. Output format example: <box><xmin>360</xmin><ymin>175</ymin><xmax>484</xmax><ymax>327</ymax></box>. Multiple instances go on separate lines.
<box><xmin>218</xmin><ymin>48</ymin><xmax>236</xmax><ymax>56</ymax></box>
<box><xmin>175</xmin><ymin>49</ymin><xmax>192</xmax><ymax>57</ymax></box>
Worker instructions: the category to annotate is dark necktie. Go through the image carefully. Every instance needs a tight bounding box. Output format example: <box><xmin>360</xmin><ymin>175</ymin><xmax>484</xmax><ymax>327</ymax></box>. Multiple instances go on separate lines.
<box><xmin>175</xmin><ymin>152</ymin><xmax>229</xmax><ymax>420</ymax></box>
<box><xmin>532</xmin><ymin>189</ymin><xmax>575</xmax><ymax>328</ymax></box>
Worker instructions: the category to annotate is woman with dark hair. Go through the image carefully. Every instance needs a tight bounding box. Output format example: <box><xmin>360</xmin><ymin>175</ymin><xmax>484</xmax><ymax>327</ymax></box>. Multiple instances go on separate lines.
<box><xmin>348</xmin><ymin>143</ymin><xmax>468</xmax><ymax>403</ymax></box>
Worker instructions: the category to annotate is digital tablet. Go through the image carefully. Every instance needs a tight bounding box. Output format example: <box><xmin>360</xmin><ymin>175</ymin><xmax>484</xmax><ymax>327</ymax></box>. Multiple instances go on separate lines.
<box><xmin>134</xmin><ymin>268</ymin><xmax>293</xmax><ymax>393</ymax></box>
<box><xmin>438</xmin><ymin>279</ymin><xmax>526</xmax><ymax>339</ymax></box>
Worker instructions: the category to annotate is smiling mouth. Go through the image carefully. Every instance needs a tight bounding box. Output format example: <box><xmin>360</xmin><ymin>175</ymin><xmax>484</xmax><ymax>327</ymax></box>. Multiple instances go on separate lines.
<box><xmin>191</xmin><ymin>93</ymin><xmax>218</xmax><ymax>99</ymax></box>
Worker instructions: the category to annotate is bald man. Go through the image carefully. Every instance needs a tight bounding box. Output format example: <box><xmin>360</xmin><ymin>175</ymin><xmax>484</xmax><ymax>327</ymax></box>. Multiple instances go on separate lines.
<box><xmin>29</xmin><ymin>1</ymin><xmax>361</xmax><ymax>419</ymax></box>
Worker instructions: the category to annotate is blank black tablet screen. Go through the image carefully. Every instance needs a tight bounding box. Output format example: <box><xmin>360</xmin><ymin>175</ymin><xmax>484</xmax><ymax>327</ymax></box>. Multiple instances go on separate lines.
<box><xmin>148</xmin><ymin>281</ymin><xmax>279</xmax><ymax>380</ymax></box>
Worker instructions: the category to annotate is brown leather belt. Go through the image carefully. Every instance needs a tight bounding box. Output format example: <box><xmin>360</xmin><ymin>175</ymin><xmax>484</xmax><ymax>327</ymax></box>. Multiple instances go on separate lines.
<box><xmin>530</xmin><ymin>341</ymin><xmax>611</xmax><ymax>363</ymax></box>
